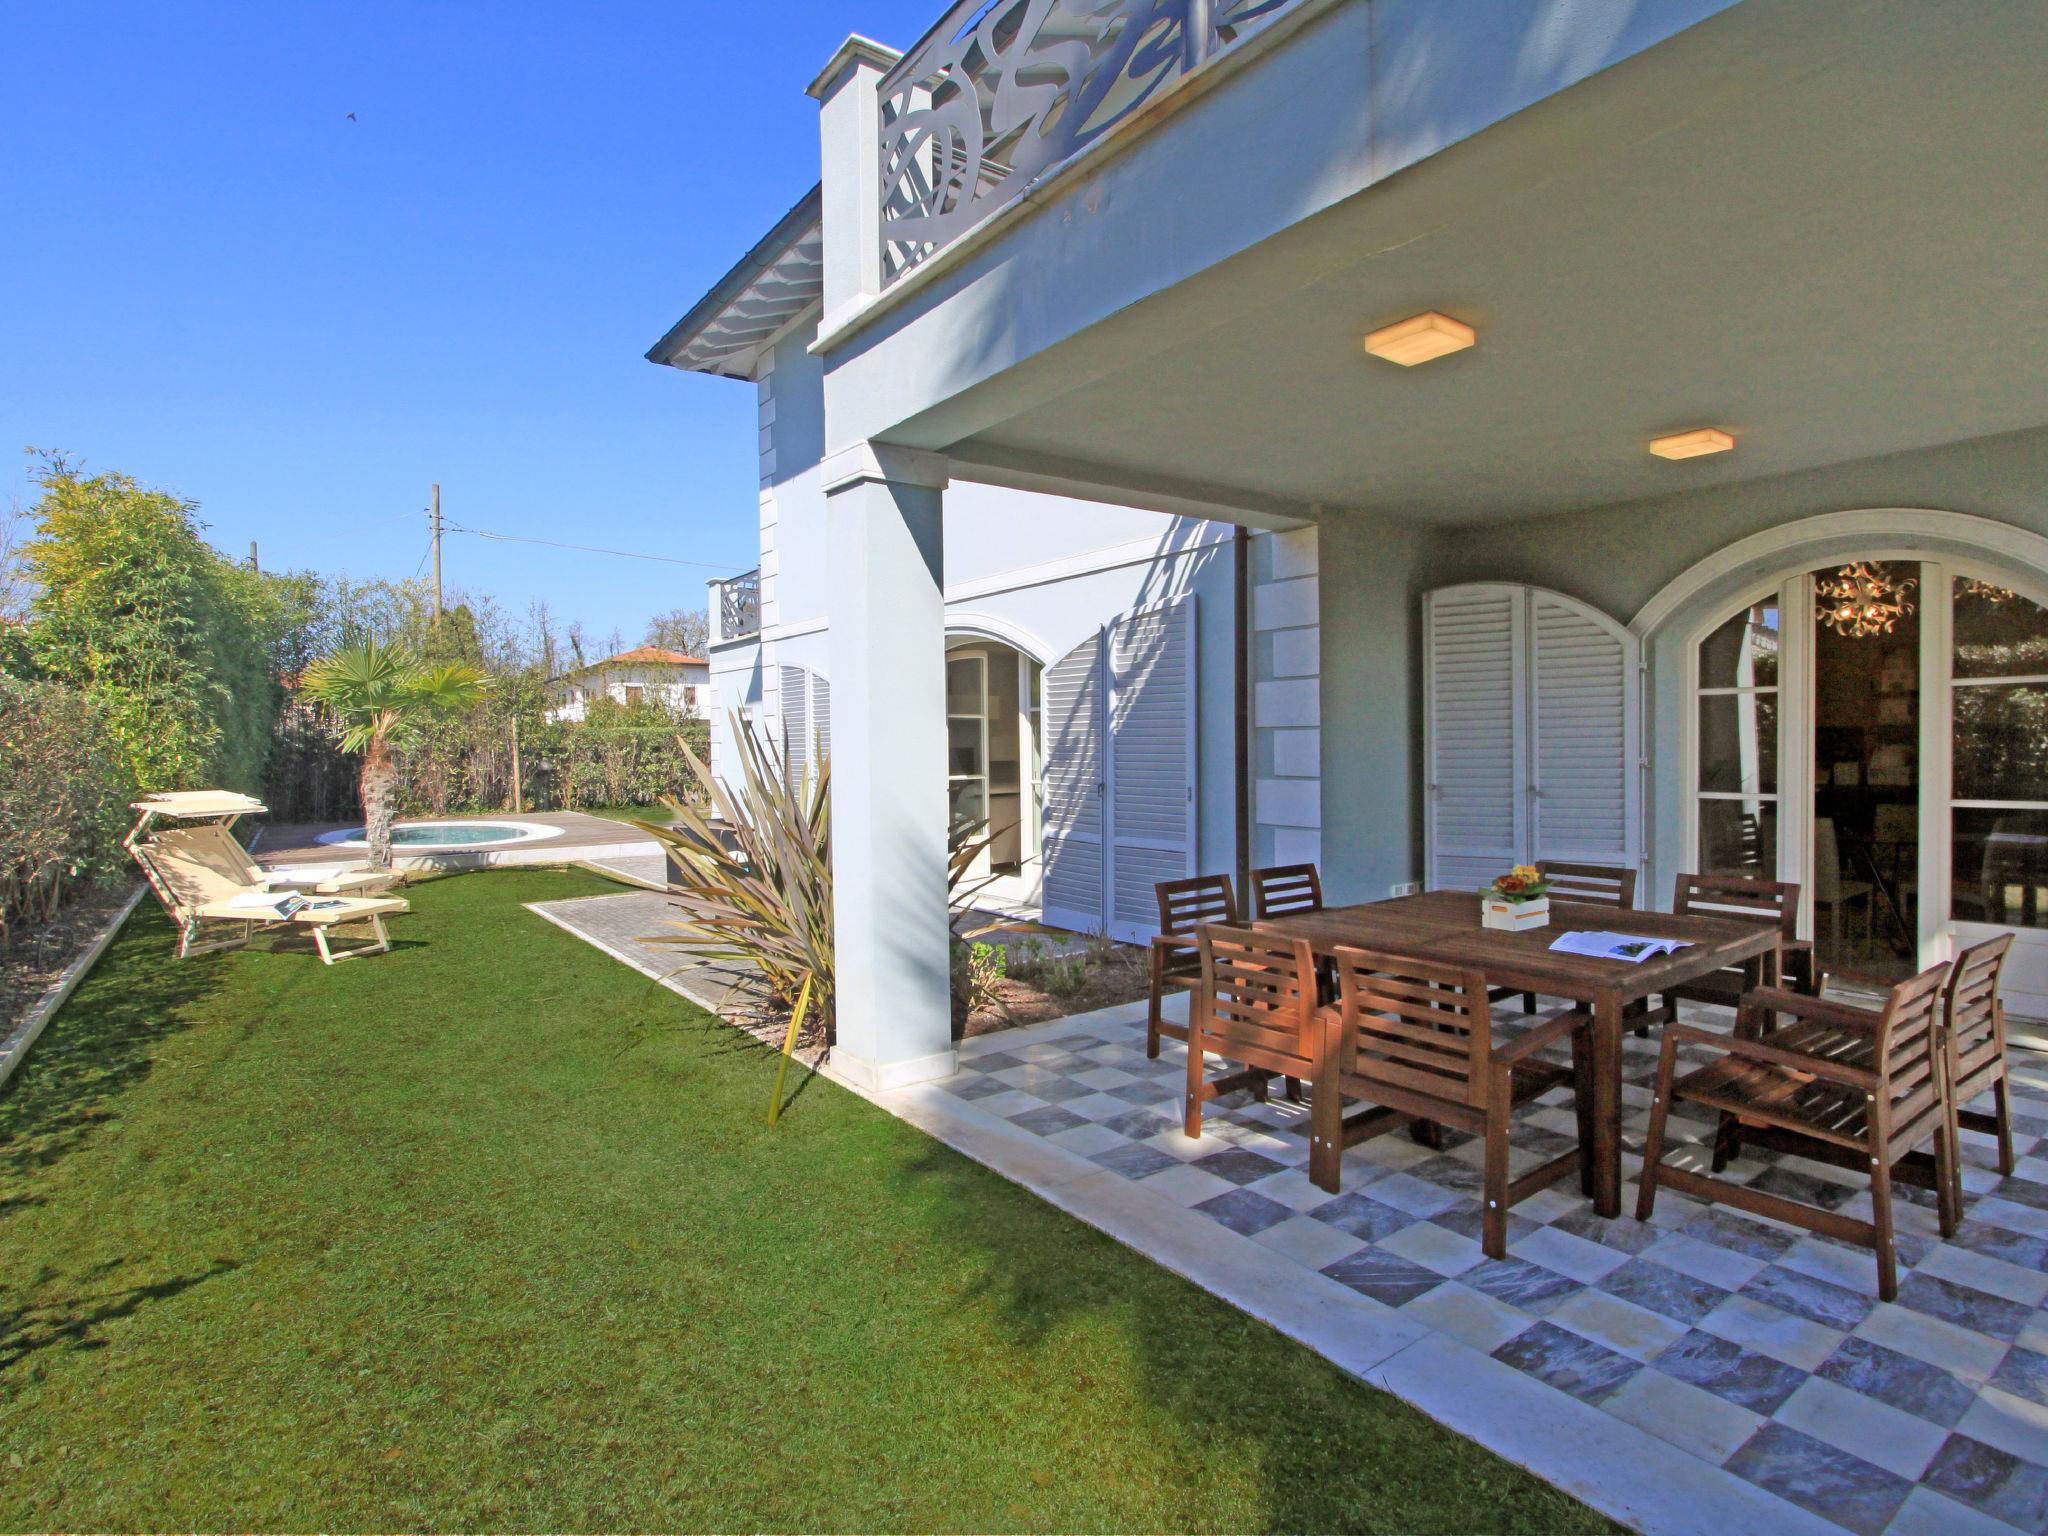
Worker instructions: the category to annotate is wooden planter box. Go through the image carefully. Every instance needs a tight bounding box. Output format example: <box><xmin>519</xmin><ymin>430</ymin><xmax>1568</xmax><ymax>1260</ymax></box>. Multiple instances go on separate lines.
<box><xmin>1482</xmin><ymin>896</ymin><xmax>1550</xmax><ymax>932</ymax></box>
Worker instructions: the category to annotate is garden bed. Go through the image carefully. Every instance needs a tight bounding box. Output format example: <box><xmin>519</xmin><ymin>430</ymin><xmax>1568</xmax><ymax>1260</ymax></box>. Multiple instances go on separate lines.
<box><xmin>0</xmin><ymin>883</ymin><xmax>142</xmax><ymax>1082</ymax></box>
<box><xmin>955</xmin><ymin>928</ymin><xmax>1151</xmax><ymax>1038</ymax></box>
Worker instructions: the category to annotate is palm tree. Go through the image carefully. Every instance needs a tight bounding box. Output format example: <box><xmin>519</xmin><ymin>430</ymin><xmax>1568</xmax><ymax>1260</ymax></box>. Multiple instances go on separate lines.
<box><xmin>299</xmin><ymin>639</ymin><xmax>489</xmax><ymax>868</ymax></box>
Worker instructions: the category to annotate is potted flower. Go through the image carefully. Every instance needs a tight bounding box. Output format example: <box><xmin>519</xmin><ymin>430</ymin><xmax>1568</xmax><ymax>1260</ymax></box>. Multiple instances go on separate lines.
<box><xmin>1481</xmin><ymin>865</ymin><xmax>1551</xmax><ymax>931</ymax></box>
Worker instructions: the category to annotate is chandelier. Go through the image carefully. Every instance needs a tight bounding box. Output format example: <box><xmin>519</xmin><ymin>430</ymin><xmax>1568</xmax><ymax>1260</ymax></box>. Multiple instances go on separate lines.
<box><xmin>1817</xmin><ymin>562</ymin><xmax>1917</xmax><ymax>638</ymax></box>
<box><xmin>1959</xmin><ymin>577</ymin><xmax>2016</xmax><ymax>605</ymax></box>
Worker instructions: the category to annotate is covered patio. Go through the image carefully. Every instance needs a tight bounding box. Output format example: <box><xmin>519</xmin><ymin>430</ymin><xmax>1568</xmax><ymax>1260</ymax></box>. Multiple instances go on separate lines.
<box><xmin>772</xmin><ymin>0</ymin><xmax>2048</xmax><ymax>1531</ymax></box>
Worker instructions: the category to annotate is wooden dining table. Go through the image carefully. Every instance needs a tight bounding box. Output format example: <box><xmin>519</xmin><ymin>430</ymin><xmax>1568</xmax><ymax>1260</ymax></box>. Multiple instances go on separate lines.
<box><xmin>1253</xmin><ymin>890</ymin><xmax>1784</xmax><ymax>1218</ymax></box>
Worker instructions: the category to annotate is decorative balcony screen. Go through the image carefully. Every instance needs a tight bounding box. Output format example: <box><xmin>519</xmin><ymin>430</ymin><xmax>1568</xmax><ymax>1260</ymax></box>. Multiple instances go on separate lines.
<box><xmin>716</xmin><ymin>570</ymin><xmax>761</xmax><ymax>643</ymax></box>
<box><xmin>878</xmin><ymin>0</ymin><xmax>1301</xmax><ymax>284</ymax></box>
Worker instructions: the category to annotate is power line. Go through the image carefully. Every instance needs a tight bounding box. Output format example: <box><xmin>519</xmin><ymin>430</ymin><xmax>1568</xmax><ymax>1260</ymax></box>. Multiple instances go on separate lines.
<box><xmin>443</xmin><ymin>521</ymin><xmax>749</xmax><ymax>574</ymax></box>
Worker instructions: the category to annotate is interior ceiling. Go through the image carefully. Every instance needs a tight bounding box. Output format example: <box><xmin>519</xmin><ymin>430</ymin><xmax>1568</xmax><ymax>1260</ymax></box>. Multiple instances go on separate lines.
<box><xmin>938</xmin><ymin>0</ymin><xmax>2048</xmax><ymax>525</ymax></box>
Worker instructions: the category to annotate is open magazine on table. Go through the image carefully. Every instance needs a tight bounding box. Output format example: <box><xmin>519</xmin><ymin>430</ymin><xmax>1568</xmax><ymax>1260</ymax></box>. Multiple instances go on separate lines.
<box><xmin>1547</xmin><ymin>930</ymin><xmax>1695</xmax><ymax>963</ymax></box>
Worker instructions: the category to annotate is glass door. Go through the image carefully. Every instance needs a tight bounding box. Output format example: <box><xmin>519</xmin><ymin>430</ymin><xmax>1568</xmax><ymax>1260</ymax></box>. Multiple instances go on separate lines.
<box><xmin>1693</xmin><ymin>595</ymin><xmax>1783</xmax><ymax>880</ymax></box>
<box><xmin>1811</xmin><ymin>561</ymin><xmax>1922</xmax><ymax>982</ymax></box>
<box><xmin>1944</xmin><ymin>572</ymin><xmax>2048</xmax><ymax>1014</ymax></box>
<box><xmin>947</xmin><ymin>652</ymin><xmax>991</xmax><ymax>880</ymax></box>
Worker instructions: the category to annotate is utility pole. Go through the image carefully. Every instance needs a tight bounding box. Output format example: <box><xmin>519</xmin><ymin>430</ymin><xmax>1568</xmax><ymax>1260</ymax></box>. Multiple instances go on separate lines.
<box><xmin>428</xmin><ymin>483</ymin><xmax>443</xmax><ymax>624</ymax></box>
<box><xmin>248</xmin><ymin>541</ymin><xmax>260</xmax><ymax>573</ymax></box>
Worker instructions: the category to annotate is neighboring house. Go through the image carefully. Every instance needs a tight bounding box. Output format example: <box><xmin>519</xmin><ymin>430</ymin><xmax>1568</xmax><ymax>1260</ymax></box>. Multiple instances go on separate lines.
<box><xmin>647</xmin><ymin>0</ymin><xmax>2048</xmax><ymax>1096</ymax></box>
<box><xmin>545</xmin><ymin>646</ymin><xmax>710</xmax><ymax>723</ymax></box>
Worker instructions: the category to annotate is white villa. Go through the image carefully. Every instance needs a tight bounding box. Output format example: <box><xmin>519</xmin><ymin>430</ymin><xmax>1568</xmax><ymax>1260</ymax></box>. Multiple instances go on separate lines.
<box><xmin>545</xmin><ymin>646</ymin><xmax>710</xmax><ymax>723</ymax></box>
<box><xmin>629</xmin><ymin>7</ymin><xmax>2048</xmax><ymax>1531</ymax></box>
<box><xmin>646</xmin><ymin>0</ymin><xmax>2048</xmax><ymax>1082</ymax></box>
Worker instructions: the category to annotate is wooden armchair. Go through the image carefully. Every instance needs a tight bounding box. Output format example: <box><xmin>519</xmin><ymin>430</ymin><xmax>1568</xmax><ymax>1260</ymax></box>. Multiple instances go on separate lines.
<box><xmin>1182</xmin><ymin>926</ymin><xmax>1320</xmax><ymax>1139</ymax></box>
<box><xmin>1644</xmin><ymin>874</ymin><xmax>1817</xmax><ymax>1032</ymax></box>
<box><xmin>1147</xmin><ymin>874</ymin><xmax>1239</xmax><ymax>1060</ymax></box>
<box><xmin>1500</xmin><ymin>860</ymin><xmax>1639</xmax><ymax>1014</ymax></box>
<box><xmin>1250</xmin><ymin>863</ymin><xmax>1323</xmax><ymax>919</ymax></box>
<box><xmin>1636</xmin><ymin>963</ymin><xmax>1956</xmax><ymax>1301</ymax></box>
<box><xmin>1942</xmin><ymin>934</ymin><xmax>2018</xmax><ymax>1202</ymax></box>
<box><xmin>1312</xmin><ymin>948</ymin><xmax>1593</xmax><ymax>1258</ymax></box>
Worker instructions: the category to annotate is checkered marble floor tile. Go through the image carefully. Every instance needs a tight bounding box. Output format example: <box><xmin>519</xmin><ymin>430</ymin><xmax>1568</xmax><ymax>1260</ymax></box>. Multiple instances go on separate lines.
<box><xmin>931</xmin><ymin>1002</ymin><xmax>2048</xmax><ymax>1536</ymax></box>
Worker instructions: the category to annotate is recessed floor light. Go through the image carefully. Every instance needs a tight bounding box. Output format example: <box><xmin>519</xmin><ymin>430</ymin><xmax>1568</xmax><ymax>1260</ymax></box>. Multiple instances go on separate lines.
<box><xmin>1363</xmin><ymin>311</ymin><xmax>1475</xmax><ymax>366</ymax></box>
<box><xmin>1649</xmin><ymin>428</ymin><xmax>1735</xmax><ymax>460</ymax></box>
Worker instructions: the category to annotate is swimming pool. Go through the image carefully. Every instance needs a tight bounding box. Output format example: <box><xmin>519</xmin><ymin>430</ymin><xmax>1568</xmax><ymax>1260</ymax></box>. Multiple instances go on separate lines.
<box><xmin>315</xmin><ymin>820</ymin><xmax>566</xmax><ymax>854</ymax></box>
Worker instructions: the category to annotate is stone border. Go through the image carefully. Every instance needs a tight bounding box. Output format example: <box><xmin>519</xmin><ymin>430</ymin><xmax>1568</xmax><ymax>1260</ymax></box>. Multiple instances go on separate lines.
<box><xmin>0</xmin><ymin>884</ymin><xmax>147</xmax><ymax>1091</ymax></box>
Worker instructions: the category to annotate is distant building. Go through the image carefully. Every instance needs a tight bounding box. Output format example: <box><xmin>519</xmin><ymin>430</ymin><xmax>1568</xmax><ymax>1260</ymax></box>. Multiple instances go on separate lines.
<box><xmin>546</xmin><ymin>646</ymin><xmax>710</xmax><ymax>723</ymax></box>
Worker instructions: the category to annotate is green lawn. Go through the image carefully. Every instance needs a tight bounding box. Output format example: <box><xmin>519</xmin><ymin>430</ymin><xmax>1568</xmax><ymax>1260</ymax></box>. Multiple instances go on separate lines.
<box><xmin>572</xmin><ymin>801</ymin><xmax>681</xmax><ymax>826</ymax></box>
<box><xmin>0</xmin><ymin>870</ymin><xmax>1609</xmax><ymax>1533</ymax></box>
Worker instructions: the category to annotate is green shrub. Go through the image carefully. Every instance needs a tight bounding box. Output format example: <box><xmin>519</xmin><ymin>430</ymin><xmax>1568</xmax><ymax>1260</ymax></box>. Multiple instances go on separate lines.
<box><xmin>0</xmin><ymin>676</ymin><xmax>136</xmax><ymax>941</ymax></box>
<box><xmin>642</xmin><ymin>717</ymin><xmax>988</xmax><ymax>1040</ymax></box>
<box><xmin>951</xmin><ymin>938</ymin><xmax>1008</xmax><ymax>1018</ymax></box>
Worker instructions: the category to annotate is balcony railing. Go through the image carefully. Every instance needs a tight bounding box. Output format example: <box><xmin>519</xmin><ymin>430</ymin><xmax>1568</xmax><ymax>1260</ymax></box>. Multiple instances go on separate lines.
<box><xmin>878</xmin><ymin>0</ymin><xmax>1303</xmax><ymax>285</ymax></box>
<box><xmin>714</xmin><ymin>569</ymin><xmax>761</xmax><ymax>643</ymax></box>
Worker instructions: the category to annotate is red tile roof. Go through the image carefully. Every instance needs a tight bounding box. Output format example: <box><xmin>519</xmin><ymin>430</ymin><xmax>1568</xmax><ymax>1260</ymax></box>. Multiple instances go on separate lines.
<box><xmin>590</xmin><ymin>646</ymin><xmax>706</xmax><ymax>668</ymax></box>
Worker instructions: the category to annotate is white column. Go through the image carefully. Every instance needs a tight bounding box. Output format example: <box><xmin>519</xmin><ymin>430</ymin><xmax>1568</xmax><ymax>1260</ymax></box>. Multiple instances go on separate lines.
<box><xmin>823</xmin><ymin>442</ymin><xmax>954</xmax><ymax>1090</ymax></box>
<box><xmin>808</xmin><ymin>35</ymin><xmax>900</xmax><ymax>333</ymax></box>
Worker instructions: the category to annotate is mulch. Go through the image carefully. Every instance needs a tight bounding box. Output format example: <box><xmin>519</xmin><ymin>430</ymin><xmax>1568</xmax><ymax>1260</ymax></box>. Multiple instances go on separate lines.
<box><xmin>0</xmin><ymin>884</ymin><xmax>140</xmax><ymax>1049</ymax></box>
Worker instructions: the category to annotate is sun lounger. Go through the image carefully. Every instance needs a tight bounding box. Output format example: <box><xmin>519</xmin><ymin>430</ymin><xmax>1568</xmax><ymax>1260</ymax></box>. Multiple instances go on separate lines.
<box><xmin>125</xmin><ymin>793</ymin><xmax>409</xmax><ymax>963</ymax></box>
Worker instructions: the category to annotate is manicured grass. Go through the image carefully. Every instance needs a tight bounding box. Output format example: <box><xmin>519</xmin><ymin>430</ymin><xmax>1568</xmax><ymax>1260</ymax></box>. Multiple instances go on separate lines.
<box><xmin>0</xmin><ymin>871</ymin><xmax>1611</xmax><ymax>1533</ymax></box>
<box><xmin>572</xmin><ymin>801</ymin><xmax>681</xmax><ymax>826</ymax></box>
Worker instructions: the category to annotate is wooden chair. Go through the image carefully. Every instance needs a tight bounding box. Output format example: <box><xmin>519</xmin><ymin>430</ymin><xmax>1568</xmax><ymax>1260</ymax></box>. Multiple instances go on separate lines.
<box><xmin>1942</xmin><ymin>934</ymin><xmax>2019</xmax><ymax>1204</ymax></box>
<box><xmin>1183</xmin><ymin>926</ymin><xmax>1320</xmax><ymax>1139</ymax></box>
<box><xmin>1147</xmin><ymin>874</ymin><xmax>1239</xmax><ymax>1059</ymax></box>
<box><xmin>1645</xmin><ymin>874</ymin><xmax>1817</xmax><ymax>1032</ymax></box>
<box><xmin>1500</xmin><ymin>860</ymin><xmax>1639</xmax><ymax>1014</ymax></box>
<box><xmin>1312</xmin><ymin>947</ymin><xmax>1594</xmax><ymax>1258</ymax></box>
<box><xmin>1250</xmin><ymin>863</ymin><xmax>1323</xmax><ymax>919</ymax></box>
<box><xmin>1636</xmin><ymin>963</ymin><xmax>1957</xmax><ymax>1301</ymax></box>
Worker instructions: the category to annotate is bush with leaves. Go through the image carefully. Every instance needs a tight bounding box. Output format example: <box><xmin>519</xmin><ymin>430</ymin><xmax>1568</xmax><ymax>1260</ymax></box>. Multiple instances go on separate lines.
<box><xmin>950</xmin><ymin>938</ymin><xmax>1009</xmax><ymax>1021</ymax></box>
<box><xmin>642</xmin><ymin>719</ymin><xmax>988</xmax><ymax>1041</ymax></box>
<box><xmin>20</xmin><ymin>455</ymin><xmax>309</xmax><ymax>794</ymax></box>
<box><xmin>0</xmin><ymin>676</ymin><xmax>136</xmax><ymax>943</ymax></box>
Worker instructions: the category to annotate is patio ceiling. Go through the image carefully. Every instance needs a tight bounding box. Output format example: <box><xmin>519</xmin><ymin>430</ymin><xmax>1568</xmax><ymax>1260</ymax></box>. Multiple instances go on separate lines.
<box><xmin>910</xmin><ymin>0</ymin><xmax>2048</xmax><ymax>526</ymax></box>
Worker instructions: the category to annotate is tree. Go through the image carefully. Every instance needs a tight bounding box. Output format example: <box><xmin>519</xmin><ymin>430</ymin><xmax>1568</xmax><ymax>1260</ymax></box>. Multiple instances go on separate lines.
<box><xmin>21</xmin><ymin>454</ymin><xmax>292</xmax><ymax>793</ymax></box>
<box><xmin>644</xmin><ymin>607</ymin><xmax>709</xmax><ymax>657</ymax></box>
<box><xmin>299</xmin><ymin>639</ymin><xmax>489</xmax><ymax>868</ymax></box>
<box><xmin>0</xmin><ymin>500</ymin><xmax>32</xmax><ymax>621</ymax></box>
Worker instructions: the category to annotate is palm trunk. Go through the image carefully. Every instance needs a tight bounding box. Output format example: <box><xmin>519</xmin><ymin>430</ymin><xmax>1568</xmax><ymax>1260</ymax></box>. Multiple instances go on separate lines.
<box><xmin>362</xmin><ymin>752</ymin><xmax>398</xmax><ymax>870</ymax></box>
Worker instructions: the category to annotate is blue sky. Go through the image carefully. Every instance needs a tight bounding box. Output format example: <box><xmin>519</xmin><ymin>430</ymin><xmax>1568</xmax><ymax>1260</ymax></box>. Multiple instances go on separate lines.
<box><xmin>2</xmin><ymin>1</ymin><xmax>940</xmax><ymax>642</ymax></box>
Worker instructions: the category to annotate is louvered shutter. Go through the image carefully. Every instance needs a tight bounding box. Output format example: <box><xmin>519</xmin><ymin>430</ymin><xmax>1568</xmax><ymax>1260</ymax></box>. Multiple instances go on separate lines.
<box><xmin>1425</xmin><ymin>586</ymin><xmax>1527</xmax><ymax>891</ymax></box>
<box><xmin>1425</xmin><ymin>584</ymin><xmax>1640</xmax><ymax>889</ymax></box>
<box><xmin>1040</xmin><ymin>632</ymin><xmax>1106</xmax><ymax>933</ymax></box>
<box><xmin>1105</xmin><ymin>599</ymin><xmax>1197</xmax><ymax>943</ymax></box>
<box><xmin>1530</xmin><ymin>592</ymin><xmax>1639</xmax><ymax>868</ymax></box>
<box><xmin>810</xmin><ymin>676</ymin><xmax>831</xmax><ymax>768</ymax></box>
<box><xmin>779</xmin><ymin>664</ymin><xmax>810</xmax><ymax>789</ymax></box>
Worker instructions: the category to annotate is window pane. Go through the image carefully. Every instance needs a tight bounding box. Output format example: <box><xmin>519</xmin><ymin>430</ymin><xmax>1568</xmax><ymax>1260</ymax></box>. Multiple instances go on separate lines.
<box><xmin>948</xmin><ymin>779</ymin><xmax>987</xmax><ymax>834</ymax></box>
<box><xmin>1698</xmin><ymin>799</ymin><xmax>1778</xmax><ymax>879</ymax></box>
<box><xmin>1953</xmin><ymin>807</ymin><xmax>2048</xmax><ymax>929</ymax></box>
<box><xmin>1954</xmin><ymin>578</ymin><xmax>2048</xmax><ymax>680</ymax></box>
<box><xmin>946</xmin><ymin>655</ymin><xmax>984</xmax><ymax>714</ymax></box>
<box><xmin>1699</xmin><ymin>601</ymin><xmax>1781</xmax><ymax>689</ymax></box>
<box><xmin>1698</xmin><ymin>693</ymin><xmax>1778</xmax><ymax>793</ymax></box>
<box><xmin>1955</xmin><ymin>682</ymin><xmax>2048</xmax><ymax>801</ymax></box>
<box><xmin>948</xmin><ymin>717</ymin><xmax>983</xmax><ymax>777</ymax></box>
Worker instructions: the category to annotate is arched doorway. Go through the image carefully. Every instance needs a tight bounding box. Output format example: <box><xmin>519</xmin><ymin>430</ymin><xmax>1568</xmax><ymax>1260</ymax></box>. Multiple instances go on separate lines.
<box><xmin>1662</xmin><ymin>524</ymin><xmax>2048</xmax><ymax>1013</ymax></box>
<box><xmin>945</xmin><ymin>635</ymin><xmax>1043</xmax><ymax>893</ymax></box>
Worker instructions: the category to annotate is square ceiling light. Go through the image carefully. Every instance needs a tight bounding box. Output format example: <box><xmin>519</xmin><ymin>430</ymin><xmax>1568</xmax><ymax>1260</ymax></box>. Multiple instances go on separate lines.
<box><xmin>1363</xmin><ymin>311</ymin><xmax>1475</xmax><ymax>366</ymax></box>
<box><xmin>1648</xmin><ymin>428</ymin><xmax>1735</xmax><ymax>460</ymax></box>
